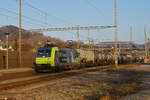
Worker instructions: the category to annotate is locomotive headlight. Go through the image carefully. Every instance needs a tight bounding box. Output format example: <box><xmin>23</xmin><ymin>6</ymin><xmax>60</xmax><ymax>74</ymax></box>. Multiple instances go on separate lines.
<box><xmin>47</xmin><ymin>61</ymin><xmax>50</xmax><ymax>64</ymax></box>
<box><xmin>37</xmin><ymin>61</ymin><xmax>40</xmax><ymax>64</ymax></box>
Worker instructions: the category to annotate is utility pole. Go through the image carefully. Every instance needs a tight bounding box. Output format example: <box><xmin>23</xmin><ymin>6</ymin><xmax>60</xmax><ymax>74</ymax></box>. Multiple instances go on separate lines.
<box><xmin>114</xmin><ymin>0</ymin><xmax>118</xmax><ymax>67</ymax></box>
<box><xmin>130</xmin><ymin>26</ymin><xmax>133</xmax><ymax>51</ymax></box>
<box><xmin>77</xmin><ymin>25</ymin><xmax>80</xmax><ymax>48</ymax></box>
<box><xmin>5</xmin><ymin>32</ymin><xmax>10</xmax><ymax>69</ymax></box>
<box><xmin>18</xmin><ymin>0</ymin><xmax>22</xmax><ymax>67</ymax></box>
<box><xmin>144</xmin><ymin>24</ymin><xmax>148</xmax><ymax>59</ymax></box>
<box><xmin>6</xmin><ymin>35</ymin><xmax>9</xmax><ymax>69</ymax></box>
<box><xmin>148</xmin><ymin>38</ymin><xmax>150</xmax><ymax>58</ymax></box>
<box><xmin>87</xmin><ymin>28</ymin><xmax>90</xmax><ymax>48</ymax></box>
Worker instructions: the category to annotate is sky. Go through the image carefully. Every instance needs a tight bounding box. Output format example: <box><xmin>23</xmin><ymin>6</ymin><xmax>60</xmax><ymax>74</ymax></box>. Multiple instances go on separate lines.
<box><xmin>0</xmin><ymin>0</ymin><xmax>150</xmax><ymax>44</ymax></box>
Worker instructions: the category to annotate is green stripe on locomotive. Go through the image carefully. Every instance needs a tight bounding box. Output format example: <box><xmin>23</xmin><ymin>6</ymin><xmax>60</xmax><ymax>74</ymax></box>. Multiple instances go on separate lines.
<box><xmin>35</xmin><ymin>47</ymin><xmax>59</xmax><ymax>67</ymax></box>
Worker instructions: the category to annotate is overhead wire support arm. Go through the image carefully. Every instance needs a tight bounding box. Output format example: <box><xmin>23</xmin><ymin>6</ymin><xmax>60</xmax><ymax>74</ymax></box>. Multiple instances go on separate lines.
<box><xmin>30</xmin><ymin>25</ymin><xmax>116</xmax><ymax>32</ymax></box>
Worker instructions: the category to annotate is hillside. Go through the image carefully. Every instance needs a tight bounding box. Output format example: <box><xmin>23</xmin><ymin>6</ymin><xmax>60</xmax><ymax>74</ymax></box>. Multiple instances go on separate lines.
<box><xmin>0</xmin><ymin>25</ymin><xmax>67</xmax><ymax>50</ymax></box>
<box><xmin>0</xmin><ymin>25</ymin><xmax>43</xmax><ymax>41</ymax></box>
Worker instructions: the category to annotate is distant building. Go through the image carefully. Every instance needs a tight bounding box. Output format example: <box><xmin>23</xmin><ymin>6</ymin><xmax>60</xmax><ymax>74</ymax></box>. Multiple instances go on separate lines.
<box><xmin>0</xmin><ymin>45</ymin><xmax>14</xmax><ymax>51</ymax></box>
<box><xmin>0</xmin><ymin>46</ymin><xmax>7</xmax><ymax>51</ymax></box>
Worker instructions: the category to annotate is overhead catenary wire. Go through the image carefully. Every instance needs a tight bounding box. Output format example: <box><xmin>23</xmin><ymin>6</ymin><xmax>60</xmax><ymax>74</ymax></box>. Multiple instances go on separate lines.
<box><xmin>0</xmin><ymin>13</ymin><xmax>16</xmax><ymax>27</ymax></box>
<box><xmin>23</xmin><ymin>1</ymin><xmax>79</xmax><ymax>38</ymax></box>
<box><xmin>23</xmin><ymin>1</ymin><xmax>74</xmax><ymax>26</ymax></box>
<box><xmin>0</xmin><ymin>13</ymin><xmax>49</xmax><ymax>29</ymax></box>
<box><xmin>0</xmin><ymin>13</ymin><xmax>18</xmax><ymax>20</ymax></box>
<box><xmin>11</xmin><ymin>0</ymin><xmax>76</xmax><ymax>36</ymax></box>
<box><xmin>83</xmin><ymin>0</ymin><xmax>105</xmax><ymax>17</ymax></box>
<box><xmin>0</xmin><ymin>7</ymin><xmax>76</xmax><ymax>41</ymax></box>
<box><xmin>0</xmin><ymin>7</ymin><xmax>53</xmax><ymax>27</ymax></box>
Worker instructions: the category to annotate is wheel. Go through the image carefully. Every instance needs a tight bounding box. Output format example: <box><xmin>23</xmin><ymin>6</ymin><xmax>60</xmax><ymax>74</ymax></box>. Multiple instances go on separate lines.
<box><xmin>34</xmin><ymin>66</ymin><xmax>41</xmax><ymax>73</ymax></box>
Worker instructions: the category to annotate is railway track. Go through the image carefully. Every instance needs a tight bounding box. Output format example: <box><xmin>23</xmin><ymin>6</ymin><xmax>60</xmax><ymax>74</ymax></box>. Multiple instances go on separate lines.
<box><xmin>0</xmin><ymin>66</ymin><xmax>112</xmax><ymax>92</ymax></box>
<box><xmin>0</xmin><ymin>64</ymin><xmax>138</xmax><ymax>92</ymax></box>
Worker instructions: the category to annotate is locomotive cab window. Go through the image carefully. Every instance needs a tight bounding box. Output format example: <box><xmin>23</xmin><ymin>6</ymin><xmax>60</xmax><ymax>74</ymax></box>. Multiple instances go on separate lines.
<box><xmin>37</xmin><ymin>48</ymin><xmax>51</xmax><ymax>57</ymax></box>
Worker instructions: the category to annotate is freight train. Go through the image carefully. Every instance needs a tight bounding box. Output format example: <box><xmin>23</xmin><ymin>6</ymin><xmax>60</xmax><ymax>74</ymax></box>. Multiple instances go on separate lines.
<box><xmin>33</xmin><ymin>42</ymin><xmax>137</xmax><ymax>73</ymax></box>
<box><xmin>33</xmin><ymin>46</ymin><xmax>117</xmax><ymax>73</ymax></box>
